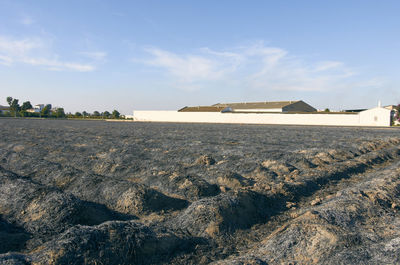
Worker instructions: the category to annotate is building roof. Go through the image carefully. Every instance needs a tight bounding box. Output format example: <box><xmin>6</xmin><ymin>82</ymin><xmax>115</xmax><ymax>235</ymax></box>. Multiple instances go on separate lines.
<box><xmin>384</xmin><ymin>105</ymin><xmax>398</xmax><ymax>110</ymax></box>
<box><xmin>0</xmin><ymin>105</ymin><xmax>10</xmax><ymax>110</ymax></box>
<box><xmin>344</xmin><ymin>109</ymin><xmax>368</xmax><ymax>113</ymax></box>
<box><xmin>178</xmin><ymin>106</ymin><xmax>226</xmax><ymax>112</ymax></box>
<box><xmin>212</xmin><ymin>100</ymin><xmax>302</xmax><ymax>110</ymax></box>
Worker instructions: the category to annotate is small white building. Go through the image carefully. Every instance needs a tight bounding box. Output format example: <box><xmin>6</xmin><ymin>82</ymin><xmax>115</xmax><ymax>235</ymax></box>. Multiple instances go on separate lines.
<box><xmin>0</xmin><ymin>105</ymin><xmax>10</xmax><ymax>114</ymax></box>
<box><xmin>34</xmin><ymin>104</ymin><xmax>45</xmax><ymax>111</ymax></box>
<box><xmin>26</xmin><ymin>104</ymin><xmax>47</xmax><ymax>113</ymax></box>
<box><xmin>27</xmin><ymin>104</ymin><xmax>45</xmax><ymax>113</ymax></box>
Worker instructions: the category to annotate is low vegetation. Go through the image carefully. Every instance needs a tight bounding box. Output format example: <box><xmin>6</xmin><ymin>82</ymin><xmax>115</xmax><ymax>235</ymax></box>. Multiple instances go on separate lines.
<box><xmin>395</xmin><ymin>104</ymin><xmax>400</xmax><ymax>124</ymax></box>
<box><xmin>1</xmin><ymin>96</ymin><xmax>124</xmax><ymax>119</ymax></box>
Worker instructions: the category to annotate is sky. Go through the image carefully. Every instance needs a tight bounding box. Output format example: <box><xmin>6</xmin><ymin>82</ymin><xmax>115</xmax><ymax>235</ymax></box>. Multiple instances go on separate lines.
<box><xmin>0</xmin><ymin>0</ymin><xmax>399</xmax><ymax>114</ymax></box>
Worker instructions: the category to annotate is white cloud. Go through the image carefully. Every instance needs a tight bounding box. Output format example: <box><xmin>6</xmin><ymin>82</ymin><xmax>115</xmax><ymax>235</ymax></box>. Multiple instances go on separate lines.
<box><xmin>142</xmin><ymin>47</ymin><xmax>245</xmax><ymax>90</ymax></box>
<box><xmin>313</xmin><ymin>61</ymin><xmax>344</xmax><ymax>72</ymax></box>
<box><xmin>21</xmin><ymin>57</ymin><xmax>94</xmax><ymax>72</ymax></box>
<box><xmin>20</xmin><ymin>16</ymin><xmax>35</xmax><ymax>26</ymax></box>
<box><xmin>0</xmin><ymin>55</ymin><xmax>13</xmax><ymax>66</ymax></box>
<box><xmin>144</xmin><ymin>48</ymin><xmax>220</xmax><ymax>81</ymax></box>
<box><xmin>0</xmin><ymin>35</ymin><xmax>96</xmax><ymax>72</ymax></box>
<box><xmin>0</xmin><ymin>36</ymin><xmax>43</xmax><ymax>55</ymax></box>
<box><xmin>80</xmin><ymin>51</ymin><xmax>107</xmax><ymax>61</ymax></box>
<box><xmin>139</xmin><ymin>42</ymin><xmax>362</xmax><ymax>92</ymax></box>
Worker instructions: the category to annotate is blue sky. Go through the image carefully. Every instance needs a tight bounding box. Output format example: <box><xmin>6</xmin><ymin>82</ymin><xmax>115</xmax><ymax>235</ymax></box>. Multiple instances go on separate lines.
<box><xmin>0</xmin><ymin>0</ymin><xmax>399</xmax><ymax>114</ymax></box>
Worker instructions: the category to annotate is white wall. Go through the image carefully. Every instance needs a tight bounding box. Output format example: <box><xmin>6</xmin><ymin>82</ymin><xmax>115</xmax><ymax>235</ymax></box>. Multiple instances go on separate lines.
<box><xmin>133</xmin><ymin>107</ymin><xmax>392</xmax><ymax>127</ymax></box>
<box><xmin>359</xmin><ymin>107</ymin><xmax>391</xmax><ymax>126</ymax></box>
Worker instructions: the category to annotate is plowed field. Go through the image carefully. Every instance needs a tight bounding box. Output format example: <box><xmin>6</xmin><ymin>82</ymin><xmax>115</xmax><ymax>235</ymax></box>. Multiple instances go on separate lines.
<box><xmin>1</xmin><ymin>119</ymin><xmax>400</xmax><ymax>264</ymax></box>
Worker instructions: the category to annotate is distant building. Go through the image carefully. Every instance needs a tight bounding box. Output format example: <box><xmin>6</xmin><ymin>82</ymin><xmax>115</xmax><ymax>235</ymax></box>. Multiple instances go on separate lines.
<box><xmin>34</xmin><ymin>104</ymin><xmax>45</xmax><ymax>111</ymax></box>
<box><xmin>134</xmin><ymin>106</ymin><xmax>392</xmax><ymax>127</ymax></box>
<box><xmin>0</xmin><ymin>105</ymin><xmax>10</xmax><ymax>114</ymax></box>
<box><xmin>179</xmin><ymin>100</ymin><xmax>317</xmax><ymax>113</ymax></box>
<box><xmin>344</xmin><ymin>109</ymin><xmax>368</xmax><ymax>113</ymax></box>
<box><xmin>178</xmin><ymin>106</ymin><xmax>226</xmax><ymax>112</ymax></box>
<box><xmin>384</xmin><ymin>105</ymin><xmax>398</xmax><ymax>111</ymax></box>
<box><xmin>27</xmin><ymin>104</ymin><xmax>46</xmax><ymax>113</ymax></box>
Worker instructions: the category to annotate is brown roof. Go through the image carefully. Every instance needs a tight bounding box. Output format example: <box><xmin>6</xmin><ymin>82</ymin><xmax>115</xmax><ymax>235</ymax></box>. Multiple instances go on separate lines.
<box><xmin>212</xmin><ymin>101</ymin><xmax>301</xmax><ymax>110</ymax></box>
<box><xmin>384</xmin><ymin>105</ymin><xmax>398</xmax><ymax>110</ymax></box>
<box><xmin>178</xmin><ymin>106</ymin><xmax>226</xmax><ymax>112</ymax></box>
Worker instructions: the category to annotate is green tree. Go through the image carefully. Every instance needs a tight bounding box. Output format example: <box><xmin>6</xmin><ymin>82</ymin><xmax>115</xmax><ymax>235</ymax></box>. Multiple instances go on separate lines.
<box><xmin>21</xmin><ymin>101</ymin><xmax>33</xmax><ymax>111</ymax></box>
<box><xmin>11</xmin><ymin>99</ymin><xmax>20</xmax><ymax>111</ymax></box>
<box><xmin>93</xmin><ymin>111</ymin><xmax>100</xmax><ymax>117</ymax></box>
<box><xmin>20</xmin><ymin>101</ymin><xmax>33</xmax><ymax>117</ymax></box>
<box><xmin>395</xmin><ymin>104</ymin><xmax>400</xmax><ymax>122</ymax></box>
<box><xmin>103</xmin><ymin>111</ymin><xmax>110</xmax><ymax>118</ymax></box>
<box><xmin>55</xmin><ymin>108</ymin><xmax>65</xmax><ymax>118</ymax></box>
<box><xmin>112</xmin><ymin>110</ymin><xmax>120</xmax><ymax>119</ymax></box>
<box><xmin>6</xmin><ymin>97</ymin><xmax>20</xmax><ymax>117</ymax></box>
<box><xmin>41</xmin><ymin>104</ymin><xmax>52</xmax><ymax>117</ymax></box>
<box><xmin>75</xmin><ymin>112</ymin><xmax>82</xmax><ymax>117</ymax></box>
<box><xmin>324</xmin><ymin>108</ymin><xmax>330</xmax><ymax>112</ymax></box>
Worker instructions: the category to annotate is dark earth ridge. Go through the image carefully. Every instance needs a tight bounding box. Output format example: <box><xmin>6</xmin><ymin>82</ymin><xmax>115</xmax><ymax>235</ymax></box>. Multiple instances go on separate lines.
<box><xmin>0</xmin><ymin>118</ymin><xmax>400</xmax><ymax>264</ymax></box>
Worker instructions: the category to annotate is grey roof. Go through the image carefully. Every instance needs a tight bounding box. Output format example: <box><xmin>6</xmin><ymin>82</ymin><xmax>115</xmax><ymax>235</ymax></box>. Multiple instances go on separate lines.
<box><xmin>212</xmin><ymin>100</ymin><xmax>301</xmax><ymax>110</ymax></box>
<box><xmin>344</xmin><ymin>109</ymin><xmax>367</xmax><ymax>113</ymax></box>
<box><xmin>178</xmin><ymin>106</ymin><xmax>225</xmax><ymax>112</ymax></box>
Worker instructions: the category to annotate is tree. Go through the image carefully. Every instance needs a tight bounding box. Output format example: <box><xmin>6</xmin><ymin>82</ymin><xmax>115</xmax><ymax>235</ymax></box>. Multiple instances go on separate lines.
<box><xmin>395</xmin><ymin>104</ymin><xmax>400</xmax><ymax>122</ymax></box>
<box><xmin>6</xmin><ymin>97</ymin><xmax>20</xmax><ymax>117</ymax></box>
<box><xmin>21</xmin><ymin>101</ymin><xmax>33</xmax><ymax>111</ymax></box>
<box><xmin>112</xmin><ymin>110</ymin><xmax>120</xmax><ymax>119</ymax></box>
<box><xmin>93</xmin><ymin>111</ymin><xmax>100</xmax><ymax>117</ymax></box>
<box><xmin>82</xmin><ymin>111</ymin><xmax>88</xmax><ymax>117</ymax></box>
<box><xmin>55</xmin><ymin>108</ymin><xmax>65</xmax><ymax>118</ymax></box>
<box><xmin>11</xmin><ymin>99</ymin><xmax>20</xmax><ymax>111</ymax></box>
<box><xmin>75</xmin><ymin>112</ymin><xmax>82</xmax><ymax>117</ymax></box>
<box><xmin>41</xmin><ymin>104</ymin><xmax>52</xmax><ymax>117</ymax></box>
<box><xmin>103</xmin><ymin>111</ymin><xmax>110</xmax><ymax>118</ymax></box>
<box><xmin>20</xmin><ymin>101</ymin><xmax>33</xmax><ymax>116</ymax></box>
<box><xmin>324</xmin><ymin>108</ymin><xmax>330</xmax><ymax>112</ymax></box>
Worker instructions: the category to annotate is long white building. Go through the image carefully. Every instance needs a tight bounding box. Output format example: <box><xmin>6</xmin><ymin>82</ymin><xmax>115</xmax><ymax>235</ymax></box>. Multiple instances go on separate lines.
<box><xmin>133</xmin><ymin>101</ymin><xmax>392</xmax><ymax>127</ymax></box>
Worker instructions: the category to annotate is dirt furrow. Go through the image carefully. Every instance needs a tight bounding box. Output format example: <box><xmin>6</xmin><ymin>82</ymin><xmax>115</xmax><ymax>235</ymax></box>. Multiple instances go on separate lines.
<box><xmin>1</xmin><ymin>119</ymin><xmax>400</xmax><ymax>264</ymax></box>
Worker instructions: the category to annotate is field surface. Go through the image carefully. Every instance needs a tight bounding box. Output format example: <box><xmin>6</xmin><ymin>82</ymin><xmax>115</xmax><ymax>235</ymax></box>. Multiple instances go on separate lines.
<box><xmin>1</xmin><ymin>118</ymin><xmax>400</xmax><ymax>264</ymax></box>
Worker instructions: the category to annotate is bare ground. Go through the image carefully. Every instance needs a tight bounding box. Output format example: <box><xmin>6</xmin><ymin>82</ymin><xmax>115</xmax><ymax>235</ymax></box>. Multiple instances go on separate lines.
<box><xmin>0</xmin><ymin>118</ymin><xmax>400</xmax><ymax>264</ymax></box>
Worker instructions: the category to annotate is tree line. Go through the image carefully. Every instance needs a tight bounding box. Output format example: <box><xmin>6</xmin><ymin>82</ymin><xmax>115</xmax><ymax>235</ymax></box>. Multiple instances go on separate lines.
<box><xmin>69</xmin><ymin>110</ymin><xmax>121</xmax><ymax>119</ymax></box>
<box><xmin>1</xmin><ymin>96</ymin><xmax>123</xmax><ymax>119</ymax></box>
<box><xmin>1</xmin><ymin>97</ymin><xmax>61</xmax><ymax>118</ymax></box>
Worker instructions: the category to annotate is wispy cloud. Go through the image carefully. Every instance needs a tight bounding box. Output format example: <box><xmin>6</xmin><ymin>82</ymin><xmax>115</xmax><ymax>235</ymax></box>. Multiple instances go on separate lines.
<box><xmin>144</xmin><ymin>48</ymin><xmax>223</xmax><ymax>81</ymax></box>
<box><xmin>0</xmin><ymin>36</ymin><xmax>43</xmax><ymax>55</ymax></box>
<box><xmin>21</xmin><ymin>57</ymin><xmax>95</xmax><ymax>72</ymax></box>
<box><xmin>0</xmin><ymin>55</ymin><xmax>13</xmax><ymax>66</ymax></box>
<box><xmin>20</xmin><ymin>16</ymin><xmax>35</xmax><ymax>26</ymax></box>
<box><xmin>79</xmin><ymin>51</ymin><xmax>107</xmax><ymax>61</ymax></box>
<box><xmin>138</xmin><ymin>42</ymin><xmax>366</xmax><ymax>92</ymax></box>
<box><xmin>0</xmin><ymin>35</ymin><xmax>96</xmax><ymax>72</ymax></box>
<box><xmin>142</xmin><ymin>46</ymin><xmax>245</xmax><ymax>90</ymax></box>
